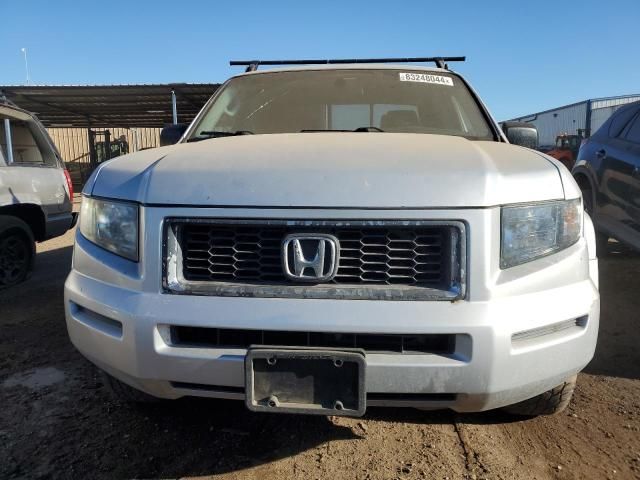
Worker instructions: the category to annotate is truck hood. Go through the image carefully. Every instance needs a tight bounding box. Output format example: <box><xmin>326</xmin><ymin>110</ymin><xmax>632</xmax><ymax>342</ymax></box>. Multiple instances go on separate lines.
<box><xmin>89</xmin><ymin>133</ymin><xmax>565</xmax><ymax>208</ymax></box>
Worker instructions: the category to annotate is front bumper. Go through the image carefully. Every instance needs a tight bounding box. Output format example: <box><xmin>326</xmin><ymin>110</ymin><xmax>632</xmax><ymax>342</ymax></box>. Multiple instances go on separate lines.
<box><xmin>65</xmin><ymin>268</ymin><xmax>598</xmax><ymax>413</ymax></box>
<box><xmin>64</xmin><ymin>206</ymin><xmax>600</xmax><ymax>412</ymax></box>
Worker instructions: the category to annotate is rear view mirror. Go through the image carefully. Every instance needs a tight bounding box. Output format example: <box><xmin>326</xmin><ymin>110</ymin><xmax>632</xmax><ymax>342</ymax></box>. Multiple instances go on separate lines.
<box><xmin>501</xmin><ymin>121</ymin><xmax>538</xmax><ymax>149</ymax></box>
<box><xmin>160</xmin><ymin>123</ymin><xmax>188</xmax><ymax>146</ymax></box>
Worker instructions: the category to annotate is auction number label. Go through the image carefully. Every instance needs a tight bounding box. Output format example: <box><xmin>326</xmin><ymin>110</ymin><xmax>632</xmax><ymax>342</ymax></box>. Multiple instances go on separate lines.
<box><xmin>399</xmin><ymin>72</ymin><xmax>454</xmax><ymax>86</ymax></box>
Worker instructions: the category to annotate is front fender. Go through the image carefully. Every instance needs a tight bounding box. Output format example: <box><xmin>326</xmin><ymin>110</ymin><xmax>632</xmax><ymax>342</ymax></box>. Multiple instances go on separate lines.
<box><xmin>572</xmin><ymin>160</ymin><xmax>597</xmax><ymax>187</ymax></box>
<box><xmin>583</xmin><ymin>212</ymin><xmax>599</xmax><ymax>289</ymax></box>
<box><xmin>571</xmin><ymin>161</ymin><xmax>599</xmax><ymax>211</ymax></box>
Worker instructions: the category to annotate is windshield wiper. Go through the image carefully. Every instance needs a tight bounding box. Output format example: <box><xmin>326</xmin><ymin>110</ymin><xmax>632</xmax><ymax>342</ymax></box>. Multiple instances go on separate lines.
<box><xmin>187</xmin><ymin>130</ymin><xmax>254</xmax><ymax>142</ymax></box>
<box><xmin>301</xmin><ymin>126</ymin><xmax>384</xmax><ymax>133</ymax></box>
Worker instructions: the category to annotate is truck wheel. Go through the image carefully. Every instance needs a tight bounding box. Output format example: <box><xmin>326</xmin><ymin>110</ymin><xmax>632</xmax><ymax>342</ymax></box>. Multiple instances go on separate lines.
<box><xmin>502</xmin><ymin>375</ymin><xmax>577</xmax><ymax>416</ymax></box>
<box><xmin>0</xmin><ymin>215</ymin><xmax>35</xmax><ymax>289</ymax></box>
<box><xmin>103</xmin><ymin>372</ymin><xmax>160</xmax><ymax>403</ymax></box>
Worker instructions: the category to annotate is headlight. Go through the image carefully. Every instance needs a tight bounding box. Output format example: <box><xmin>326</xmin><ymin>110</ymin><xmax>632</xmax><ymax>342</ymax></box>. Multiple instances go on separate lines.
<box><xmin>79</xmin><ymin>196</ymin><xmax>139</xmax><ymax>261</ymax></box>
<box><xmin>501</xmin><ymin>199</ymin><xmax>581</xmax><ymax>268</ymax></box>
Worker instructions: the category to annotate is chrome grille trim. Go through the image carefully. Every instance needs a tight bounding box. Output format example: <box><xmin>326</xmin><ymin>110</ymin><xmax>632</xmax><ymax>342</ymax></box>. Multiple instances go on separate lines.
<box><xmin>163</xmin><ymin>219</ymin><xmax>466</xmax><ymax>301</ymax></box>
<box><xmin>512</xmin><ymin>316</ymin><xmax>588</xmax><ymax>343</ymax></box>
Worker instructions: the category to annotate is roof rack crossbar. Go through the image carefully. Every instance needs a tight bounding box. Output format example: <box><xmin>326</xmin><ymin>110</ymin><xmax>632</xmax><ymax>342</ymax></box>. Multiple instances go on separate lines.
<box><xmin>230</xmin><ymin>57</ymin><xmax>465</xmax><ymax>72</ymax></box>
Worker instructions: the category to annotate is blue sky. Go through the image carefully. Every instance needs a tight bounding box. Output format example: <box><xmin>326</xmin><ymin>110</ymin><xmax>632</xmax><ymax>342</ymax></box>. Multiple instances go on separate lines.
<box><xmin>1</xmin><ymin>0</ymin><xmax>639</xmax><ymax>120</ymax></box>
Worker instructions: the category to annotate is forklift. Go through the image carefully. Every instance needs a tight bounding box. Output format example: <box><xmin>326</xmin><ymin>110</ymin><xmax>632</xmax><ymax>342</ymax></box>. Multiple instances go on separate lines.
<box><xmin>67</xmin><ymin>130</ymin><xmax>130</xmax><ymax>189</ymax></box>
<box><xmin>545</xmin><ymin>129</ymin><xmax>588</xmax><ymax>170</ymax></box>
<box><xmin>88</xmin><ymin>129</ymin><xmax>129</xmax><ymax>166</ymax></box>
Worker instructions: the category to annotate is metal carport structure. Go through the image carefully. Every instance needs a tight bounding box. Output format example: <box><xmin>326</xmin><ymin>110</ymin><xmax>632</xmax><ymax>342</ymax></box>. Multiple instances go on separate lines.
<box><xmin>0</xmin><ymin>83</ymin><xmax>220</xmax><ymax>186</ymax></box>
<box><xmin>0</xmin><ymin>83</ymin><xmax>220</xmax><ymax>128</ymax></box>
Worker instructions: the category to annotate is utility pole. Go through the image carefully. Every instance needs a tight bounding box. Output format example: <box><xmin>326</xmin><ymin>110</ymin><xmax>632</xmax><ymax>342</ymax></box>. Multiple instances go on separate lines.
<box><xmin>21</xmin><ymin>48</ymin><xmax>30</xmax><ymax>85</ymax></box>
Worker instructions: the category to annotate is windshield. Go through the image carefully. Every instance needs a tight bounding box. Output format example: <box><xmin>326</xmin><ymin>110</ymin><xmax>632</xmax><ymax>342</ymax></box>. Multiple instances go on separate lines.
<box><xmin>188</xmin><ymin>69</ymin><xmax>495</xmax><ymax>141</ymax></box>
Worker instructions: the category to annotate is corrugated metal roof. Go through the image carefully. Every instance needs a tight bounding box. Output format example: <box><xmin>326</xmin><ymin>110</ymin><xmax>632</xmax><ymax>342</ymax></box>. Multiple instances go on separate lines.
<box><xmin>591</xmin><ymin>95</ymin><xmax>640</xmax><ymax>109</ymax></box>
<box><xmin>0</xmin><ymin>83</ymin><xmax>220</xmax><ymax>128</ymax></box>
<box><xmin>508</xmin><ymin>94</ymin><xmax>640</xmax><ymax>121</ymax></box>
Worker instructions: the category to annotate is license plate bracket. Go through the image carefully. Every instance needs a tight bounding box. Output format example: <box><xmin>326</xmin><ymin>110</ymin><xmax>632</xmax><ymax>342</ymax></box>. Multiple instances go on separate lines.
<box><xmin>245</xmin><ymin>347</ymin><xmax>366</xmax><ymax>416</ymax></box>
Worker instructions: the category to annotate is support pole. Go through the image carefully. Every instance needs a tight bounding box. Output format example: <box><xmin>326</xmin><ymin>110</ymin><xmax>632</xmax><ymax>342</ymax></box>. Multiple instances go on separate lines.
<box><xmin>132</xmin><ymin>127</ymin><xmax>139</xmax><ymax>152</ymax></box>
<box><xmin>171</xmin><ymin>90</ymin><xmax>178</xmax><ymax>125</ymax></box>
<box><xmin>3</xmin><ymin>118</ymin><xmax>14</xmax><ymax>163</ymax></box>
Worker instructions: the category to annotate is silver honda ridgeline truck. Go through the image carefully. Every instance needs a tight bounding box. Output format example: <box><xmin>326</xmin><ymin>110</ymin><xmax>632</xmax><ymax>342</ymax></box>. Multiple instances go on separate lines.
<box><xmin>65</xmin><ymin>58</ymin><xmax>600</xmax><ymax>417</ymax></box>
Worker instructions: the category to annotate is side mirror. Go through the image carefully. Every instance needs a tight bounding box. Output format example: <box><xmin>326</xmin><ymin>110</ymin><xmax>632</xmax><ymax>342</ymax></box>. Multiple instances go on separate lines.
<box><xmin>501</xmin><ymin>121</ymin><xmax>538</xmax><ymax>150</ymax></box>
<box><xmin>160</xmin><ymin>123</ymin><xmax>188</xmax><ymax>146</ymax></box>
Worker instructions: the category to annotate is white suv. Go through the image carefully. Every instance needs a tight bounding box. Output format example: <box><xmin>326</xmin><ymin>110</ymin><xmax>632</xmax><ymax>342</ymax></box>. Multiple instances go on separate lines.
<box><xmin>65</xmin><ymin>58</ymin><xmax>599</xmax><ymax>417</ymax></box>
<box><xmin>1</xmin><ymin>100</ymin><xmax>75</xmax><ymax>288</ymax></box>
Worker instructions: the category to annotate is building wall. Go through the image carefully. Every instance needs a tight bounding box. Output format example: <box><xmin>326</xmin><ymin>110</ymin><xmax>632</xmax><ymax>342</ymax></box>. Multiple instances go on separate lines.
<box><xmin>513</xmin><ymin>102</ymin><xmax>588</xmax><ymax>147</ymax></box>
<box><xmin>509</xmin><ymin>95</ymin><xmax>640</xmax><ymax>147</ymax></box>
<box><xmin>47</xmin><ymin>127</ymin><xmax>161</xmax><ymax>186</ymax></box>
<box><xmin>590</xmin><ymin>95</ymin><xmax>640</xmax><ymax>134</ymax></box>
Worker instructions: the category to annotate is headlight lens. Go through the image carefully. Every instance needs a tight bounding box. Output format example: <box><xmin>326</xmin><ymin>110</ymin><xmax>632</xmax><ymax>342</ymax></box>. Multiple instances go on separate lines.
<box><xmin>79</xmin><ymin>196</ymin><xmax>139</xmax><ymax>261</ymax></box>
<box><xmin>501</xmin><ymin>199</ymin><xmax>582</xmax><ymax>268</ymax></box>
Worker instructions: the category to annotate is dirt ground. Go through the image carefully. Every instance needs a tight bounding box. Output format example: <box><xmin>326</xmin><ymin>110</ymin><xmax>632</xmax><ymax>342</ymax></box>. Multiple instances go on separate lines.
<box><xmin>1</xmin><ymin>228</ymin><xmax>639</xmax><ymax>480</ymax></box>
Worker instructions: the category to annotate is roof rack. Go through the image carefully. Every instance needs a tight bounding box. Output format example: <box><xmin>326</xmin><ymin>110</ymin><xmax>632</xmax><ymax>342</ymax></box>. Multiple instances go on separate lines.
<box><xmin>230</xmin><ymin>56</ymin><xmax>466</xmax><ymax>72</ymax></box>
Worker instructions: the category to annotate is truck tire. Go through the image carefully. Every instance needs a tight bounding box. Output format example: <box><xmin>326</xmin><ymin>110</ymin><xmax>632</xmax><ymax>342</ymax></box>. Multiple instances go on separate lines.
<box><xmin>103</xmin><ymin>373</ymin><xmax>160</xmax><ymax>404</ymax></box>
<box><xmin>0</xmin><ymin>215</ymin><xmax>35</xmax><ymax>289</ymax></box>
<box><xmin>502</xmin><ymin>375</ymin><xmax>577</xmax><ymax>416</ymax></box>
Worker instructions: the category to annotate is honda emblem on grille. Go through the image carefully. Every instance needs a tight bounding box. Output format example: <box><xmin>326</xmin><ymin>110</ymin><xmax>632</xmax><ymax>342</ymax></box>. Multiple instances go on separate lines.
<box><xmin>282</xmin><ymin>234</ymin><xmax>339</xmax><ymax>282</ymax></box>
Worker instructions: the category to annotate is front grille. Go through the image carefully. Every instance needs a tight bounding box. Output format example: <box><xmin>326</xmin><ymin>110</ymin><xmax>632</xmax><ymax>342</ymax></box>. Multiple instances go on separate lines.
<box><xmin>181</xmin><ymin>224</ymin><xmax>446</xmax><ymax>285</ymax></box>
<box><xmin>170</xmin><ymin>326</ymin><xmax>456</xmax><ymax>355</ymax></box>
<box><xmin>165</xmin><ymin>219</ymin><xmax>465</xmax><ymax>300</ymax></box>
